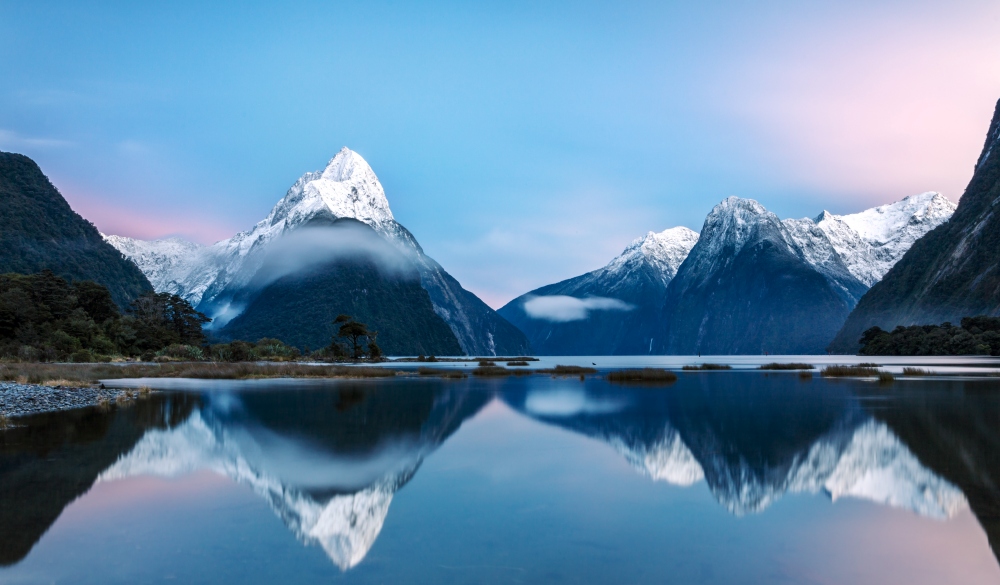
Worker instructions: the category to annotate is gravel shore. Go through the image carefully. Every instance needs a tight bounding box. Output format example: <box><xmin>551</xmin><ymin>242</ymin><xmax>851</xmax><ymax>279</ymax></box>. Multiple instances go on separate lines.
<box><xmin>0</xmin><ymin>382</ymin><xmax>138</xmax><ymax>419</ymax></box>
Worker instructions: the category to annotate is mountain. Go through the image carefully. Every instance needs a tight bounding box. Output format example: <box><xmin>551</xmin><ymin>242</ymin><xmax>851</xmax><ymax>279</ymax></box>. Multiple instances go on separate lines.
<box><xmin>658</xmin><ymin>195</ymin><xmax>953</xmax><ymax>354</ymax></box>
<box><xmin>500</xmin><ymin>192</ymin><xmax>952</xmax><ymax>355</ymax></box>
<box><xmin>220</xmin><ymin>219</ymin><xmax>463</xmax><ymax>355</ymax></box>
<box><xmin>830</xmin><ymin>98</ymin><xmax>1000</xmax><ymax>353</ymax></box>
<box><xmin>0</xmin><ymin>152</ymin><xmax>152</xmax><ymax>307</ymax></box>
<box><xmin>498</xmin><ymin>227</ymin><xmax>699</xmax><ymax>355</ymax></box>
<box><xmin>107</xmin><ymin>148</ymin><xmax>528</xmax><ymax>355</ymax></box>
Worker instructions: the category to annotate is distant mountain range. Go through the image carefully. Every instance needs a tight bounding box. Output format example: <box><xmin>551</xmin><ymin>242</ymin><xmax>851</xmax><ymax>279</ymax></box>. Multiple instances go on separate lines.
<box><xmin>107</xmin><ymin>148</ymin><xmax>528</xmax><ymax>356</ymax></box>
<box><xmin>502</xmin><ymin>192</ymin><xmax>954</xmax><ymax>354</ymax></box>
<box><xmin>0</xmin><ymin>152</ymin><xmax>152</xmax><ymax>307</ymax></box>
<box><xmin>830</xmin><ymin>97</ymin><xmax>1000</xmax><ymax>352</ymax></box>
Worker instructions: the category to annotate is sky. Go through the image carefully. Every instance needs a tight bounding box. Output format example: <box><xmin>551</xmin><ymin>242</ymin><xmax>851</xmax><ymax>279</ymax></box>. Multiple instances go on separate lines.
<box><xmin>1</xmin><ymin>0</ymin><xmax>999</xmax><ymax>307</ymax></box>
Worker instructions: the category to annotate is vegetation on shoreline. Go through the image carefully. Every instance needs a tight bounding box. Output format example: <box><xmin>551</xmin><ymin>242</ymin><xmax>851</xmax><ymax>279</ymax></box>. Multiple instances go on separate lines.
<box><xmin>0</xmin><ymin>272</ymin><xmax>209</xmax><ymax>362</ymax></box>
<box><xmin>821</xmin><ymin>365</ymin><xmax>880</xmax><ymax>377</ymax></box>
<box><xmin>859</xmin><ymin>316</ymin><xmax>1000</xmax><ymax>356</ymax></box>
<box><xmin>758</xmin><ymin>363</ymin><xmax>814</xmax><ymax>370</ymax></box>
<box><xmin>606</xmin><ymin>368</ymin><xmax>677</xmax><ymax>384</ymax></box>
<box><xmin>682</xmin><ymin>363</ymin><xmax>732</xmax><ymax>371</ymax></box>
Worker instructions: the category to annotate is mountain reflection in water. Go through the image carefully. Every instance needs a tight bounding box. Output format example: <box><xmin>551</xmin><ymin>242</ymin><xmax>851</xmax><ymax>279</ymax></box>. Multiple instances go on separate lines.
<box><xmin>1</xmin><ymin>373</ymin><xmax>998</xmax><ymax>575</ymax></box>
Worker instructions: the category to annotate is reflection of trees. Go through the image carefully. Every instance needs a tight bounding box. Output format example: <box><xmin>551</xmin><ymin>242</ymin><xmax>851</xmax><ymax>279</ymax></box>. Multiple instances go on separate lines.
<box><xmin>863</xmin><ymin>380</ymin><xmax>1000</xmax><ymax>565</ymax></box>
<box><xmin>0</xmin><ymin>395</ymin><xmax>199</xmax><ymax>566</ymax></box>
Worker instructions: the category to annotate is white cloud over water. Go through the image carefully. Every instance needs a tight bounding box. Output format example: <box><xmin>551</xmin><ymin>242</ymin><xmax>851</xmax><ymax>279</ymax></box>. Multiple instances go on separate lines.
<box><xmin>522</xmin><ymin>295</ymin><xmax>634</xmax><ymax>322</ymax></box>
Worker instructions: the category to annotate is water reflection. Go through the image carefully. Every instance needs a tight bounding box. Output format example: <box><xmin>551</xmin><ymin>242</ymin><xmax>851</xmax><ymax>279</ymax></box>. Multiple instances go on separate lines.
<box><xmin>504</xmin><ymin>375</ymin><xmax>966</xmax><ymax>518</ymax></box>
<box><xmin>0</xmin><ymin>394</ymin><xmax>198</xmax><ymax>566</ymax></box>
<box><xmin>97</xmin><ymin>381</ymin><xmax>488</xmax><ymax>569</ymax></box>
<box><xmin>1</xmin><ymin>374</ymin><xmax>998</xmax><ymax>575</ymax></box>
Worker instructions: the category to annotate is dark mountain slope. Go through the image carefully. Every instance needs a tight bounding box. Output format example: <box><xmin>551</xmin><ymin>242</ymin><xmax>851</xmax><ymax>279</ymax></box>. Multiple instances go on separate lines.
<box><xmin>499</xmin><ymin>228</ymin><xmax>698</xmax><ymax>355</ymax></box>
<box><xmin>659</xmin><ymin>198</ymin><xmax>866</xmax><ymax>355</ymax></box>
<box><xmin>219</xmin><ymin>219</ymin><xmax>462</xmax><ymax>356</ymax></box>
<box><xmin>830</xmin><ymin>98</ymin><xmax>1000</xmax><ymax>352</ymax></box>
<box><xmin>0</xmin><ymin>152</ymin><xmax>152</xmax><ymax>307</ymax></box>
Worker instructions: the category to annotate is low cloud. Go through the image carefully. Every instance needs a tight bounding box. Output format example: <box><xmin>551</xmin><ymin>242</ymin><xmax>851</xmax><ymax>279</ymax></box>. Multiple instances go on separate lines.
<box><xmin>252</xmin><ymin>222</ymin><xmax>417</xmax><ymax>289</ymax></box>
<box><xmin>522</xmin><ymin>295</ymin><xmax>634</xmax><ymax>322</ymax></box>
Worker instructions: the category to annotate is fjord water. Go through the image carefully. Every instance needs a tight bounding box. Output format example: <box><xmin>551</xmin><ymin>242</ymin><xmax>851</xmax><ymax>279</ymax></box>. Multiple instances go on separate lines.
<box><xmin>2</xmin><ymin>371</ymin><xmax>999</xmax><ymax>584</ymax></box>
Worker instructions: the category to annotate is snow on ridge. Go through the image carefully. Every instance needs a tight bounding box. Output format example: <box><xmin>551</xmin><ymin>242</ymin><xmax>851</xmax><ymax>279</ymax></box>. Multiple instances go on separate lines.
<box><xmin>604</xmin><ymin>226</ymin><xmax>699</xmax><ymax>286</ymax></box>
<box><xmin>794</xmin><ymin>192</ymin><xmax>955</xmax><ymax>286</ymax></box>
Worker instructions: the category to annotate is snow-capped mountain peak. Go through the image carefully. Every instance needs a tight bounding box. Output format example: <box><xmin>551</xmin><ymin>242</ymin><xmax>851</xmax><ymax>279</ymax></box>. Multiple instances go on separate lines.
<box><xmin>268</xmin><ymin>147</ymin><xmax>395</xmax><ymax>235</ymax></box>
<box><xmin>791</xmin><ymin>192</ymin><xmax>956</xmax><ymax>287</ymax></box>
<box><xmin>604</xmin><ymin>226</ymin><xmax>699</xmax><ymax>285</ymax></box>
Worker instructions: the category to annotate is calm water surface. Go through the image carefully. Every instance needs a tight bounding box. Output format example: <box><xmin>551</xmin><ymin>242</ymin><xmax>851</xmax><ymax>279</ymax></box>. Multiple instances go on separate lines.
<box><xmin>2</xmin><ymin>368</ymin><xmax>999</xmax><ymax>584</ymax></box>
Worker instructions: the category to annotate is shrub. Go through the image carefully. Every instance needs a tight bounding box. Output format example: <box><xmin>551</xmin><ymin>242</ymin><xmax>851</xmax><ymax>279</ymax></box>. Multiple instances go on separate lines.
<box><xmin>759</xmin><ymin>363</ymin><xmax>814</xmax><ymax>370</ymax></box>
<box><xmin>683</xmin><ymin>363</ymin><xmax>732</xmax><ymax>371</ymax></box>
<box><xmin>607</xmin><ymin>368</ymin><xmax>677</xmax><ymax>384</ymax></box>
<box><xmin>70</xmin><ymin>349</ymin><xmax>93</xmax><ymax>363</ymax></box>
<box><xmin>821</xmin><ymin>365</ymin><xmax>879</xmax><ymax>377</ymax></box>
<box><xmin>158</xmin><ymin>344</ymin><xmax>204</xmax><ymax>361</ymax></box>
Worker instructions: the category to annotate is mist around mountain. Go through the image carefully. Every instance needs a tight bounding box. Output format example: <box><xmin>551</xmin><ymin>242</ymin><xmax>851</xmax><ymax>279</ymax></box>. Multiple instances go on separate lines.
<box><xmin>831</xmin><ymin>98</ymin><xmax>1000</xmax><ymax>353</ymax></box>
<box><xmin>499</xmin><ymin>227</ymin><xmax>699</xmax><ymax>355</ymax></box>
<box><xmin>0</xmin><ymin>152</ymin><xmax>152</xmax><ymax>308</ymax></box>
<box><xmin>107</xmin><ymin>148</ymin><xmax>528</xmax><ymax>356</ymax></box>
<box><xmin>502</xmin><ymin>192</ymin><xmax>953</xmax><ymax>355</ymax></box>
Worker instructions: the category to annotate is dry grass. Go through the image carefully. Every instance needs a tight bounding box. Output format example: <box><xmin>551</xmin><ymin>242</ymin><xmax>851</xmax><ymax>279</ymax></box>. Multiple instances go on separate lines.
<box><xmin>416</xmin><ymin>367</ymin><xmax>468</xmax><ymax>379</ymax></box>
<box><xmin>0</xmin><ymin>413</ymin><xmax>10</xmax><ymax>430</ymax></box>
<box><xmin>902</xmin><ymin>367</ymin><xmax>932</xmax><ymax>376</ymax></box>
<box><xmin>41</xmin><ymin>379</ymin><xmax>86</xmax><ymax>388</ymax></box>
<box><xmin>544</xmin><ymin>365</ymin><xmax>598</xmax><ymax>375</ymax></box>
<box><xmin>878</xmin><ymin>371</ymin><xmax>896</xmax><ymax>384</ymax></box>
<box><xmin>607</xmin><ymin>368</ymin><xmax>678</xmax><ymax>384</ymax></box>
<box><xmin>759</xmin><ymin>363</ymin><xmax>814</xmax><ymax>370</ymax></box>
<box><xmin>95</xmin><ymin>395</ymin><xmax>110</xmax><ymax>412</ymax></box>
<box><xmin>821</xmin><ymin>365</ymin><xmax>880</xmax><ymax>377</ymax></box>
<box><xmin>0</xmin><ymin>362</ymin><xmax>401</xmax><ymax>383</ymax></box>
<box><xmin>682</xmin><ymin>363</ymin><xmax>732</xmax><ymax>371</ymax></box>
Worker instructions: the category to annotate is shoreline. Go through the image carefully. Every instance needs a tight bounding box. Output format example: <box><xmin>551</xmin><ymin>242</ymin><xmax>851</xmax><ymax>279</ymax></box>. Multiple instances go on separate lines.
<box><xmin>0</xmin><ymin>382</ymin><xmax>142</xmax><ymax>421</ymax></box>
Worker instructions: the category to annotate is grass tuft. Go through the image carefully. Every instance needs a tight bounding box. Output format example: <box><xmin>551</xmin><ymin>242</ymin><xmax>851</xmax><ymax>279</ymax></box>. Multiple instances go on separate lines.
<box><xmin>0</xmin><ymin>413</ymin><xmax>9</xmax><ymax>430</ymax></box>
<box><xmin>798</xmin><ymin>370</ymin><xmax>813</xmax><ymax>380</ymax></box>
<box><xmin>878</xmin><ymin>371</ymin><xmax>896</xmax><ymax>384</ymax></box>
<box><xmin>416</xmin><ymin>367</ymin><xmax>467</xmax><ymax>379</ymax></box>
<box><xmin>682</xmin><ymin>363</ymin><xmax>732</xmax><ymax>371</ymax></box>
<box><xmin>759</xmin><ymin>363</ymin><xmax>814</xmax><ymax>370</ymax></box>
<box><xmin>607</xmin><ymin>368</ymin><xmax>678</xmax><ymax>384</ymax></box>
<box><xmin>507</xmin><ymin>361</ymin><xmax>529</xmax><ymax>366</ymax></box>
<box><xmin>821</xmin><ymin>365</ymin><xmax>879</xmax><ymax>377</ymax></box>
<box><xmin>901</xmin><ymin>367</ymin><xmax>932</xmax><ymax>376</ymax></box>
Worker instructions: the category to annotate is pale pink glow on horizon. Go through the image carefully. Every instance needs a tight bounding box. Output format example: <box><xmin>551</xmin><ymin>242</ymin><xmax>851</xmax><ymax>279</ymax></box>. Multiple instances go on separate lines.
<box><xmin>57</xmin><ymin>180</ymin><xmax>242</xmax><ymax>244</ymax></box>
<box><xmin>713</xmin><ymin>5</ymin><xmax>1000</xmax><ymax>211</ymax></box>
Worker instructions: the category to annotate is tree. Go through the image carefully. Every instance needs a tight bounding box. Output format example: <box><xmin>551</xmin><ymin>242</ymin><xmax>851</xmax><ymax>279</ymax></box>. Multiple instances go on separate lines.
<box><xmin>333</xmin><ymin>314</ymin><xmax>372</xmax><ymax>360</ymax></box>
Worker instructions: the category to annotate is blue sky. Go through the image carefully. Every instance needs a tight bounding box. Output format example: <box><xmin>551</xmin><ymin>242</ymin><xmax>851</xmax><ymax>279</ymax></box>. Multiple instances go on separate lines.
<box><xmin>2</xmin><ymin>0</ymin><xmax>999</xmax><ymax>306</ymax></box>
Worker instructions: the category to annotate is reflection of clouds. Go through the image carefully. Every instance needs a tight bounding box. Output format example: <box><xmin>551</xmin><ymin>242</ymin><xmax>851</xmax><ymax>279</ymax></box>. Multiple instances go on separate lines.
<box><xmin>524</xmin><ymin>388</ymin><xmax>629</xmax><ymax>417</ymax></box>
<box><xmin>522</xmin><ymin>295</ymin><xmax>634</xmax><ymax>322</ymax></box>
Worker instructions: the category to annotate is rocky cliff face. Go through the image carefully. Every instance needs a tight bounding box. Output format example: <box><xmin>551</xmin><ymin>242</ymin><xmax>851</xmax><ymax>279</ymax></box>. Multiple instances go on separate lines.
<box><xmin>830</xmin><ymin>98</ymin><xmax>1000</xmax><ymax>353</ymax></box>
